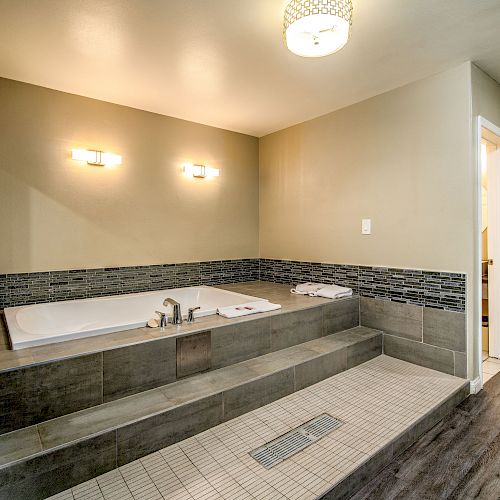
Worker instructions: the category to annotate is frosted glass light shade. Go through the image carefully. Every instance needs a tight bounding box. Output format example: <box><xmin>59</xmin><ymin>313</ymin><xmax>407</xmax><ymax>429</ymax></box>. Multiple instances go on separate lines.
<box><xmin>284</xmin><ymin>0</ymin><xmax>353</xmax><ymax>57</ymax></box>
<box><xmin>71</xmin><ymin>149</ymin><xmax>122</xmax><ymax>167</ymax></box>
<box><xmin>183</xmin><ymin>163</ymin><xmax>220</xmax><ymax>178</ymax></box>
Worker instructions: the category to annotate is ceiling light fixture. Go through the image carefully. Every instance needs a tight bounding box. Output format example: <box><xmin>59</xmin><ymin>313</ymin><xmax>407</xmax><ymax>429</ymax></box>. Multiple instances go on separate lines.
<box><xmin>284</xmin><ymin>0</ymin><xmax>353</xmax><ymax>58</ymax></box>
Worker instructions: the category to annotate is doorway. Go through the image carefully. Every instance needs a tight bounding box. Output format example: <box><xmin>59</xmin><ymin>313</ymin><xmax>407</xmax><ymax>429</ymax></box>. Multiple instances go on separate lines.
<box><xmin>480</xmin><ymin>122</ymin><xmax>500</xmax><ymax>383</ymax></box>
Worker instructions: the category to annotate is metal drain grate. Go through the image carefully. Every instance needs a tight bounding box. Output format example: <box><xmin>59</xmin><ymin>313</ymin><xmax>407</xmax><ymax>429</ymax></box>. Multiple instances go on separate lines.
<box><xmin>250</xmin><ymin>414</ymin><xmax>343</xmax><ymax>469</ymax></box>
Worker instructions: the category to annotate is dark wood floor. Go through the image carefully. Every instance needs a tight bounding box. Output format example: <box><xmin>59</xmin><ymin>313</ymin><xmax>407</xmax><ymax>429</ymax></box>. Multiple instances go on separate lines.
<box><xmin>351</xmin><ymin>372</ymin><xmax>500</xmax><ymax>500</ymax></box>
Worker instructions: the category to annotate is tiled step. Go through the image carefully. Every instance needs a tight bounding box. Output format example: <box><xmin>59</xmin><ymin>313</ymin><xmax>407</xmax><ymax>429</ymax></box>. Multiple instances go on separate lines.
<box><xmin>0</xmin><ymin>326</ymin><xmax>381</xmax><ymax>499</ymax></box>
<box><xmin>0</xmin><ymin>292</ymin><xmax>360</xmax><ymax>435</ymax></box>
<box><xmin>52</xmin><ymin>356</ymin><xmax>471</xmax><ymax>500</ymax></box>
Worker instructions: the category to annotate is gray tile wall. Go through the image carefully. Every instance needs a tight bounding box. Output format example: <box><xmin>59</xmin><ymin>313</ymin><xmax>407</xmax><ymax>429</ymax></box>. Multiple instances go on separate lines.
<box><xmin>361</xmin><ymin>297</ymin><xmax>423</xmax><ymax>341</ymax></box>
<box><xmin>1</xmin><ymin>258</ymin><xmax>466</xmax><ymax>312</ymax></box>
<box><xmin>360</xmin><ymin>297</ymin><xmax>467</xmax><ymax>378</ymax></box>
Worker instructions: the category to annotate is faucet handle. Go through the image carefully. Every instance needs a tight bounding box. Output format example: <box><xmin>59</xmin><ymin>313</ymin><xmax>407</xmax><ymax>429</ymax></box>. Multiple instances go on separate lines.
<box><xmin>187</xmin><ymin>306</ymin><xmax>201</xmax><ymax>323</ymax></box>
<box><xmin>155</xmin><ymin>311</ymin><xmax>167</xmax><ymax>328</ymax></box>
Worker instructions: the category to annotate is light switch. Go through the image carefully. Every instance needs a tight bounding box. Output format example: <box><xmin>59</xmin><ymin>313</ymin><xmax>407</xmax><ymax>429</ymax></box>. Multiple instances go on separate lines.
<box><xmin>361</xmin><ymin>219</ymin><xmax>371</xmax><ymax>235</ymax></box>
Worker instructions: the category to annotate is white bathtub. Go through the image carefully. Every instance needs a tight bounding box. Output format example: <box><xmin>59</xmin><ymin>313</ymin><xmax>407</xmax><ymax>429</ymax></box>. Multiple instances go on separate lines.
<box><xmin>4</xmin><ymin>286</ymin><xmax>267</xmax><ymax>350</ymax></box>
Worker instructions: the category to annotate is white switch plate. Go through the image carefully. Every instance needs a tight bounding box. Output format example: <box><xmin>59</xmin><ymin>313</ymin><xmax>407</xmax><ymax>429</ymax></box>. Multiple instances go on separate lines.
<box><xmin>361</xmin><ymin>219</ymin><xmax>371</xmax><ymax>235</ymax></box>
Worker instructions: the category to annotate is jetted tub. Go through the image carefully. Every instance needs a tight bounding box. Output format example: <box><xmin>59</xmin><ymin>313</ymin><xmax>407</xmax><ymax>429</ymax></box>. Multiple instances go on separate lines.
<box><xmin>4</xmin><ymin>286</ymin><xmax>267</xmax><ymax>350</ymax></box>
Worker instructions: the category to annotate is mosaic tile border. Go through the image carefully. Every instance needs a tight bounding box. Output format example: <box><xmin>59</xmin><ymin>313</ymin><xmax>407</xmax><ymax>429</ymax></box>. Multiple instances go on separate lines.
<box><xmin>259</xmin><ymin>259</ymin><xmax>360</xmax><ymax>292</ymax></box>
<box><xmin>0</xmin><ymin>259</ymin><xmax>260</xmax><ymax>309</ymax></box>
<box><xmin>358</xmin><ymin>266</ymin><xmax>466</xmax><ymax>312</ymax></box>
<box><xmin>260</xmin><ymin>259</ymin><xmax>466</xmax><ymax>312</ymax></box>
<box><xmin>0</xmin><ymin>258</ymin><xmax>466</xmax><ymax>312</ymax></box>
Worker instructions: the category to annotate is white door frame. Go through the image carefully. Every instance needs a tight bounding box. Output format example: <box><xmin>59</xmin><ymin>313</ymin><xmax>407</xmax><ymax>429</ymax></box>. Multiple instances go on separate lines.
<box><xmin>476</xmin><ymin>116</ymin><xmax>500</xmax><ymax>390</ymax></box>
<box><xmin>486</xmin><ymin>137</ymin><xmax>500</xmax><ymax>359</ymax></box>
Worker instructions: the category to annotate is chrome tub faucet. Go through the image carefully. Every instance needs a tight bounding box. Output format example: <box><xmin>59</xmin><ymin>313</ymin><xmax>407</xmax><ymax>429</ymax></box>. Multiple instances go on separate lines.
<box><xmin>164</xmin><ymin>298</ymin><xmax>183</xmax><ymax>325</ymax></box>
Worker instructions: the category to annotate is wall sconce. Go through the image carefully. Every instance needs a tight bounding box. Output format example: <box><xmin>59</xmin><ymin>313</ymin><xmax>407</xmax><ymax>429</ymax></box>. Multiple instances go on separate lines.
<box><xmin>72</xmin><ymin>149</ymin><xmax>122</xmax><ymax>167</ymax></box>
<box><xmin>183</xmin><ymin>163</ymin><xmax>220</xmax><ymax>179</ymax></box>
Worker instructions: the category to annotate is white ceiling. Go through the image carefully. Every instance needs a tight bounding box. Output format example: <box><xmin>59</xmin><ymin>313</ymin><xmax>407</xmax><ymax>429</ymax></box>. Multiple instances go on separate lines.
<box><xmin>1</xmin><ymin>0</ymin><xmax>500</xmax><ymax>137</ymax></box>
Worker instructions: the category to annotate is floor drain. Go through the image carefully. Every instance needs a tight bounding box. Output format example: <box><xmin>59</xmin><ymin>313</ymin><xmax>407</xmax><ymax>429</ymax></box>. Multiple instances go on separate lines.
<box><xmin>250</xmin><ymin>414</ymin><xmax>343</xmax><ymax>469</ymax></box>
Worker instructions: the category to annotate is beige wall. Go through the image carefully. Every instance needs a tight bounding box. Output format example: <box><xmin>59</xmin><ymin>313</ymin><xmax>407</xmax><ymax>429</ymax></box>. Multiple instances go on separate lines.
<box><xmin>260</xmin><ymin>63</ymin><xmax>477</xmax><ymax>378</ymax></box>
<box><xmin>260</xmin><ymin>63</ymin><xmax>473</xmax><ymax>272</ymax></box>
<box><xmin>1</xmin><ymin>65</ymin><xmax>489</xmax><ymax>379</ymax></box>
<box><xmin>471</xmin><ymin>64</ymin><xmax>500</xmax><ymax>381</ymax></box>
<box><xmin>472</xmin><ymin>64</ymin><xmax>500</xmax><ymax>125</ymax></box>
<box><xmin>0</xmin><ymin>78</ymin><xmax>259</xmax><ymax>273</ymax></box>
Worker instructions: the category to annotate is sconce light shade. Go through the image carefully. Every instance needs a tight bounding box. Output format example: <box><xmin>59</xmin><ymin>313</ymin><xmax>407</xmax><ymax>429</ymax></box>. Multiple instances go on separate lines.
<box><xmin>72</xmin><ymin>149</ymin><xmax>122</xmax><ymax>167</ymax></box>
<box><xmin>183</xmin><ymin>163</ymin><xmax>220</xmax><ymax>178</ymax></box>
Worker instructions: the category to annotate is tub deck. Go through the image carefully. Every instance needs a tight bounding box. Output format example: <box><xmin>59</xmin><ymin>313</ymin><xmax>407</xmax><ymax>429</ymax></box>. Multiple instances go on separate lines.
<box><xmin>4</xmin><ymin>285</ymin><xmax>268</xmax><ymax>350</ymax></box>
<box><xmin>0</xmin><ymin>281</ymin><xmax>349</xmax><ymax>371</ymax></box>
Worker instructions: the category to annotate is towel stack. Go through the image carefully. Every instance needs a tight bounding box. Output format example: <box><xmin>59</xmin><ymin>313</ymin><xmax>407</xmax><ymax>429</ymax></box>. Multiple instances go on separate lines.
<box><xmin>291</xmin><ymin>282</ymin><xmax>353</xmax><ymax>299</ymax></box>
<box><xmin>217</xmin><ymin>301</ymin><xmax>281</xmax><ymax>318</ymax></box>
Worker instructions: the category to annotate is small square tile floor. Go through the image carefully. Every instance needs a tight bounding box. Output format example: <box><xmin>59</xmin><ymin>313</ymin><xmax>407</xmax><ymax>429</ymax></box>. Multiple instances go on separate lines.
<box><xmin>47</xmin><ymin>355</ymin><xmax>466</xmax><ymax>500</ymax></box>
<box><xmin>483</xmin><ymin>355</ymin><xmax>500</xmax><ymax>383</ymax></box>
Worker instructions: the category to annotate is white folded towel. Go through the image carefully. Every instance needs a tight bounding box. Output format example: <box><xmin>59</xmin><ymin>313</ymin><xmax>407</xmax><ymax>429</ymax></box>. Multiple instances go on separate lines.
<box><xmin>217</xmin><ymin>301</ymin><xmax>281</xmax><ymax>318</ymax></box>
<box><xmin>291</xmin><ymin>282</ymin><xmax>353</xmax><ymax>299</ymax></box>
<box><xmin>290</xmin><ymin>282</ymin><xmax>326</xmax><ymax>295</ymax></box>
<box><xmin>309</xmin><ymin>284</ymin><xmax>353</xmax><ymax>299</ymax></box>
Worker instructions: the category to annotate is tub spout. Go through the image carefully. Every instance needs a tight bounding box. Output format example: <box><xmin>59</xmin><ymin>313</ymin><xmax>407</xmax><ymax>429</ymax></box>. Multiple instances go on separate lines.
<box><xmin>164</xmin><ymin>298</ymin><xmax>183</xmax><ymax>325</ymax></box>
